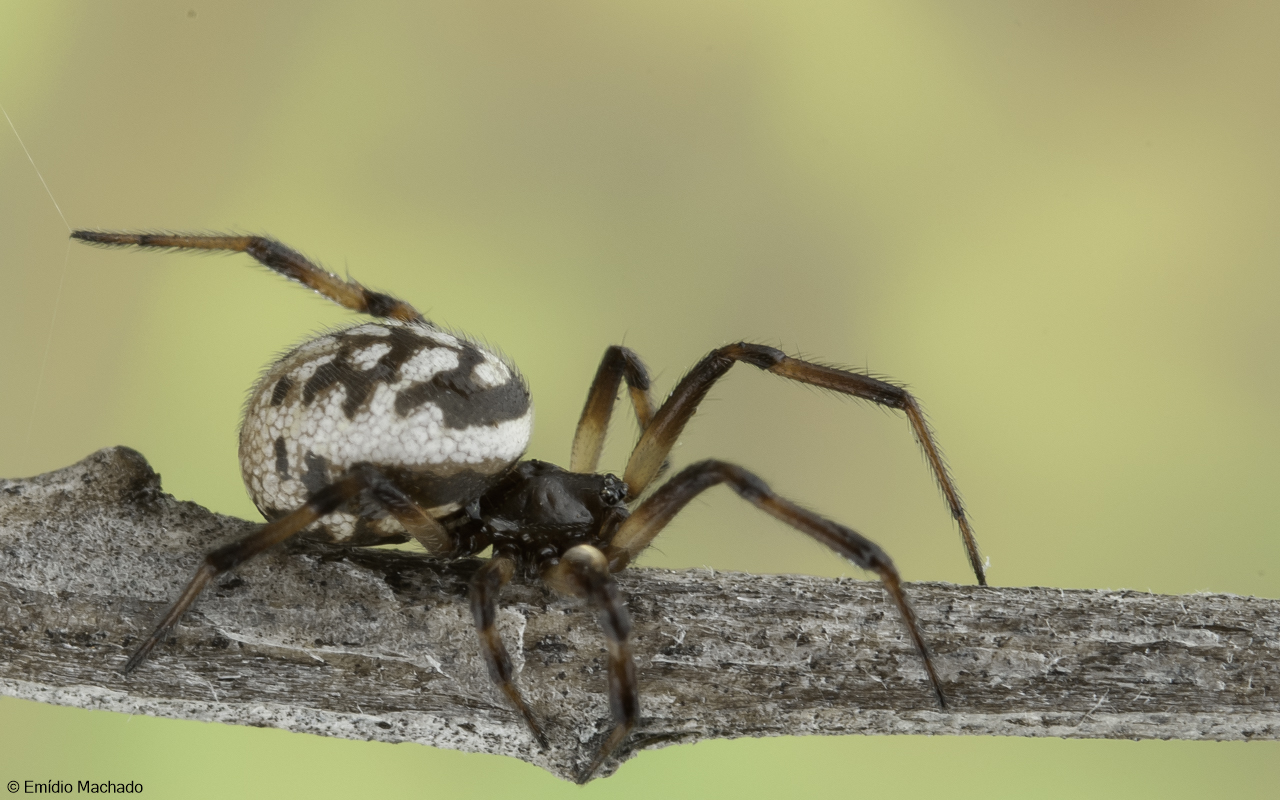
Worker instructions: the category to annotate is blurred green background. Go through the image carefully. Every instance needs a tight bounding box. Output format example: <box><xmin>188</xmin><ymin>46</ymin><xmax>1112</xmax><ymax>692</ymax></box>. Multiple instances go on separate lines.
<box><xmin>2</xmin><ymin>1</ymin><xmax>1278</xmax><ymax>797</ymax></box>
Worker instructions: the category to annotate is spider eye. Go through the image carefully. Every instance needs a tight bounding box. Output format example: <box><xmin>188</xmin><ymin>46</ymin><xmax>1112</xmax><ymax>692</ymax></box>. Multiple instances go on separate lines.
<box><xmin>600</xmin><ymin>482</ymin><xmax>626</xmax><ymax>505</ymax></box>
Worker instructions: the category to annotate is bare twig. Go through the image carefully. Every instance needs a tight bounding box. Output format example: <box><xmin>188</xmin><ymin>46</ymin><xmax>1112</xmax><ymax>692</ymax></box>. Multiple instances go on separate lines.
<box><xmin>1</xmin><ymin>448</ymin><xmax>1276</xmax><ymax>782</ymax></box>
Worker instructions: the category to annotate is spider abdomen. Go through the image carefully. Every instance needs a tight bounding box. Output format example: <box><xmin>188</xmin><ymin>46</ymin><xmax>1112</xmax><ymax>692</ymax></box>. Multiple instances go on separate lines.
<box><xmin>238</xmin><ymin>319</ymin><xmax>533</xmax><ymax>543</ymax></box>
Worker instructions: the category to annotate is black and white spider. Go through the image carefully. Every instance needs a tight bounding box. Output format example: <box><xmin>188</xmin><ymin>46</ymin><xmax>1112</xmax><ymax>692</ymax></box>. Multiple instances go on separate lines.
<box><xmin>72</xmin><ymin>229</ymin><xmax>985</xmax><ymax>782</ymax></box>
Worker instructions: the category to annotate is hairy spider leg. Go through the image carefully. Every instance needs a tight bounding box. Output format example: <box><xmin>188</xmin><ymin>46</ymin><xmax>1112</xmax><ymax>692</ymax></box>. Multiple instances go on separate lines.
<box><xmin>360</xmin><ymin>465</ymin><xmax>454</xmax><ymax>554</ymax></box>
<box><xmin>470</xmin><ymin>555</ymin><xmax>550</xmax><ymax>750</ymax></box>
<box><xmin>621</xmin><ymin>342</ymin><xmax>986</xmax><ymax>586</ymax></box>
<box><xmin>123</xmin><ymin>465</ymin><xmax>445</xmax><ymax>673</ymax></box>
<box><xmin>607</xmin><ymin>459</ymin><xmax>946</xmax><ymax>709</ymax></box>
<box><xmin>542</xmin><ymin>545</ymin><xmax>637</xmax><ymax>784</ymax></box>
<box><xmin>570</xmin><ymin>345</ymin><xmax>660</xmax><ymax>474</ymax></box>
<box><xmin>124</xmin><ymin>472</ymin><xmax>365</xmax><ymax>673</ymax></box>
<box><xmin>70</xmin><ymin>230</ymin><xmax>424</xmax><ymax>322</ymax></box>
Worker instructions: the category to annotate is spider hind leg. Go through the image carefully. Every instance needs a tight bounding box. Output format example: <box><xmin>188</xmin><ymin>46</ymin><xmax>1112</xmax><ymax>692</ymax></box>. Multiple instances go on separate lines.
<box><xmin>71</xmin><ymin>230</ymin><xmax>424</xmax><ymax>321</ymax></box>
<box><xmin>123</xmin><ymin>470</ymin><xmax>371</xmax><ymax>673</ymax></box>
<box><xmin>124</xmin><ymin>464</ymin><xmax>451</xmax><ymax>674</ymax></box>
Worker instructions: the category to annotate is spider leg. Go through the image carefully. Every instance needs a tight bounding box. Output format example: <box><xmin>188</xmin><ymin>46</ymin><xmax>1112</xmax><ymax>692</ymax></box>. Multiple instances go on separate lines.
<box><xmin>607</xmin><ymin>459</ymin><xmax>946</xmax><ymax>709</ymax></box>
<box><xmin>357</xmin><ymin>464</ymin><xmax>453</xmax><ymax>554</ymax></box>
<box><xmin>123</xmin><ymin>471</ymin><xmax>369</xmax><ymax>673</ymax></box>
<box><xmin>622</xmin><ymin>342</ymin><xmax>986</xmax><ymax>585</ymax></box>
<box><xmin>125</xmin><ymin>464</ymin><xmax>452</xmax><ymax>673</ymax></box>
<box><xmin>569</xmin><ymin>345</ymin><xmax>659</xmax><ymax>474</ymax></box>
<box><xmin>470</xmin><ymin>554</ymin><xmax>550</xmax><ymax>750</ymax></box>
<box><xmin>543</xmin><ymin>545</ymin><xmax>637</xmax><ymax>784</ymax></box>
<box><xmin>70</xmin><ymin>230</ymin><xmax>423</xmax><ymax>321</ymax></box>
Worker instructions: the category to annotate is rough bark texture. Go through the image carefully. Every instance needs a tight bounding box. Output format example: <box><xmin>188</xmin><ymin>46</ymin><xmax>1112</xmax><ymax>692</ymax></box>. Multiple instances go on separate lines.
<box><xmin>1</xmin><ymin>448</ymin><xmax>1276</xmax><ymax>782</ymax></box>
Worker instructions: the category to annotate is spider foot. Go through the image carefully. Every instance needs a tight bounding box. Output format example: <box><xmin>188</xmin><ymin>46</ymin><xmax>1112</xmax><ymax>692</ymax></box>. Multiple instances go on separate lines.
<box><xmin>576</xmin><ymin>720</ymin><xmax>634</xmax><ymax>784</ymax></box>
<box><xmin>502</xmin><ymin>683</ymin><xmax>550</xmax><ymax>751</ymax></box>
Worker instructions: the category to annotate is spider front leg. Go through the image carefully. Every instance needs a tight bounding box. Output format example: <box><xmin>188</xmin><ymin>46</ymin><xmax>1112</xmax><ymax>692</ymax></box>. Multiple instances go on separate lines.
<box><xmin>570</xmin><ymin>345</ymin><xmax>660</xmax><ymax>474</ymax></box>
<box><xmin>543</xmin><ymin>545</ymin><xmax>637</xmax><ymax>784</ymax></box>
<box><xmin>623</xmin><ymin>342</ymin><xmax>987</xmax><ymax>585</ymax></box>
<box><xmin>607</xmin><ymin>459</ymin><xmax>946</xmax><ymax>708</ymax></box>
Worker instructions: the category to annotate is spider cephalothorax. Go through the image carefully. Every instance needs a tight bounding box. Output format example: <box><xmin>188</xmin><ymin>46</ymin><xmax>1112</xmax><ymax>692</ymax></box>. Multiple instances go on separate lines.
<box><xmin>72</xmin><ymin>229</ymin><xmax>985</xmax><ymax>782</ymax></box>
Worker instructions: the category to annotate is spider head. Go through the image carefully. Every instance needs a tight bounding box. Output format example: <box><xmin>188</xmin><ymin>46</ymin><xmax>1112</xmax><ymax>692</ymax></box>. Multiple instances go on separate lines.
<box><xmin>480</xmin><ymin>460</ymin><xmax>630</xmax><ymax>545</ymax></box>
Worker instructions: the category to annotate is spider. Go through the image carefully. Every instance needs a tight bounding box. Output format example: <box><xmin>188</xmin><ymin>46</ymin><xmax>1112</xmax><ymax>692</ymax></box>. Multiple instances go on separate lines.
<box><xmin>72</xmin><ymin>229</ymin><xmax>985</xmax><ymax>782</ymax></box>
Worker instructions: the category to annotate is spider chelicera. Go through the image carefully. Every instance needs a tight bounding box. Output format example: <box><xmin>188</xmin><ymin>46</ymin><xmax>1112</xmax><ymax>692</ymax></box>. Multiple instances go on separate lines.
<box><xmin>72</xmin><ymin>229</ymin><xmax>985</xmax><ymax>782</ymax></box>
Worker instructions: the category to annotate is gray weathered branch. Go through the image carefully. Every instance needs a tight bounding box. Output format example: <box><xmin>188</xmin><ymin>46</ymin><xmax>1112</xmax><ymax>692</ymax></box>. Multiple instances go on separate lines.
<box><xmin>1</xmin><ymin>448</ymin><xmax>1276</xmax><ymax>781</ymax></box>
